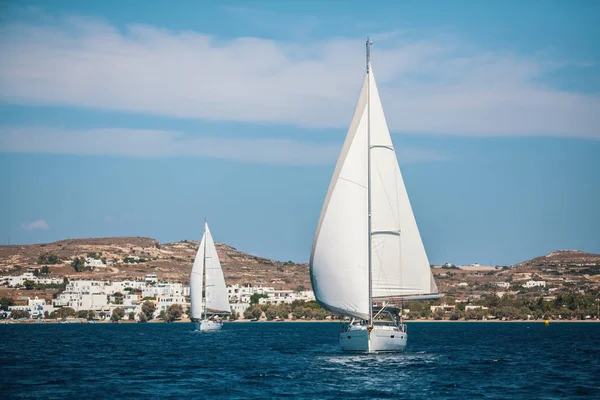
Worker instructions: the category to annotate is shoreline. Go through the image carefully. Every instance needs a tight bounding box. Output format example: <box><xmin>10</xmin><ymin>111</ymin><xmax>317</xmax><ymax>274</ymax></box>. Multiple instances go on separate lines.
<box><xmin>2</xmin><ymin>319</ymin><xmax>599</xmax><ymax>325</ymax></box>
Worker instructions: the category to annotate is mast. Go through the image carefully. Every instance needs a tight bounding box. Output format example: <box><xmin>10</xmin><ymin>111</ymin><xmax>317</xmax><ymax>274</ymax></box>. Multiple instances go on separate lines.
<box><xmin>202</xmin><ymin>220</ymin><xmax>207</xmax><ymax>320</ymax></box>
<box><xmin>366</xmin><ymin>37</ymin><xmax>373</xmax><ymax>325</ymax></box>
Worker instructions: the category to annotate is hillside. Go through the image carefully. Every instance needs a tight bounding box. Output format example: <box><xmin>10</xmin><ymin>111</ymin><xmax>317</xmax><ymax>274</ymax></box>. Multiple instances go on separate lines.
<box><xmin>432</xmin><ymin>249</ymin><xmax>600</xmax><ymax>299</ymax></box>
<box><xmin>0</xmin><ymin>237</ymin><xmax>310</xmax><ymax>290</ymax></box>
<box><xmin>513</xmin><ymin>250</ymin><xmax>600</xmax><ymax>270</ymax></box>
<box><xmin>1</xmin><ymin>238</ymin><xmax>599</xmax><ymax>299</ymax></box>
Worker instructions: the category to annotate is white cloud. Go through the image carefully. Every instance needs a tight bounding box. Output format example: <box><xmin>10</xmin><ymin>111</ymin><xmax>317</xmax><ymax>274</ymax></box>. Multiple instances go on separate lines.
<box><xmin>20</xmin><ymin>219</ymin><xmax>49</xmax><ymax>231</ymax></box>
<box><xmin>0</xmin><ymin>15</ymin><xmax>598</xmax><ymax>139</ymax></box>
<box><xmin>0</xmin><ymin>127</ymin><xmax>444</xmax><ymax>165</ymax></box>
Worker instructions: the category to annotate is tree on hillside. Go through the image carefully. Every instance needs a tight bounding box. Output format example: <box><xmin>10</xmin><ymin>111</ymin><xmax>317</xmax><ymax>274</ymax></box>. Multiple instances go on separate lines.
<box><xmin>250</xmin><ymin>293</ymin><xmax>268</xmax><ymax>305</ymax></box>
<box><xmin>40</xmin><ymin>266</ymin><xmax>50</xmax><ymax>275</ymax></box>
<box><xmin>244</xmin><ymin>306</ymin><xmax>263</xmax><ymax>320</ymax></box>
<box><xmin>141</xmin><ymin>301</ymin><xmax>156</xmax><ymax>321</ymax></box>
<box><xmin>166</xmin><ymin>304</ymin><xmax>183</xmax><ymax>322</ymax></box>
<box><xmin>112</xmin><ymin>292</ymin><xmax>124</xmax><ymax>305</ymax></box>
<box><xmin>158</xmin><ymin>310</ymin><xmax>167</xmax><ymax>321</ymax></box>
<box><xmin>11</xmin><ymin>310</ymin><xmax>30</xmax><ymax>319</ymax></box>
<box><xmin>57</xmin><ymin>307</ymin><xmax>76</xmax><ymax>319</ymax></box>
<box><xmin>265</xmin><ymin>306</ymin><xmax>277</xmax><ymax>321</ymax></box>
<box><xmin>38</xmin><ymin>253</ymin><xmax>60</xmax><ymax>265</ymax></box>
<box><xmin>87</xmin><ymin>310</ymin><xmax>95</xmax><ymax>320</ymax></box>
<box><xmin>71</xmin><ymin>257</ymin><xmax>86</xmax><ymax>272</ymax></box>
<box><xmin>77</xmin><ymin>310</ymin><xmax>88</xmax><ymax>318</ymax></box>
<box><xmin>23</xmin><ymin>280</ymin><xmax>35</xmax><ymax>290</ymax></box>
<box><xmin>111</xmin><ymin>307</ymin><xmax>125</xmax><ymax>322</ymax></box>
<box><xmin>138</xmin><ymin>312</ymin><xmax>148</xmax><ymax>322</ymax></box>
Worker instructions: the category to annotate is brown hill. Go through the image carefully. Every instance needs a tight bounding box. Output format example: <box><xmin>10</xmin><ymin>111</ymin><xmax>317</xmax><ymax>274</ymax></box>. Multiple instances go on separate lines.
<box><xmin>513</xmin><ymin>250</ymin><xmax>600</xmax><ymax>269</ymax></box>
<box><xmin>2</xmin><ymin>238</ymin><xmax>598</xmax><ymax>299</ymax></box>
<box><xmin>0</xmin><ymin>237</ymin><xmax>310</xmax><ymax>290</ymax></box>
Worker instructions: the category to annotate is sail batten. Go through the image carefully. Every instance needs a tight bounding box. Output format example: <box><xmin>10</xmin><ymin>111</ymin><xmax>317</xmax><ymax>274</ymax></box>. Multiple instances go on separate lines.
<box><xmin>310</xmin><ymin>56</ymin><xmax>439</xmax><ymax>319</ymax></box>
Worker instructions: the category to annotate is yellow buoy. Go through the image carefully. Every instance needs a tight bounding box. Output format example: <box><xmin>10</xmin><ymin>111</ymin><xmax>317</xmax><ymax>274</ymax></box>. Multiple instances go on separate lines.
<box><xmin>544</xmin><ymin>319</ymin><xmax>550</xmax><ymax>326</ymax></box>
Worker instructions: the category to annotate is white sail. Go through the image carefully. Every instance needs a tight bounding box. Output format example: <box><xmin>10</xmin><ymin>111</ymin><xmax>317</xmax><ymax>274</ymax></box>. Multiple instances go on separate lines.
<box><xmin>367</xmin><ymin>67</ymin><xmax>438</xmax><ymax>298</ymax></box>
<box><xmin>310</xmin><ymin>62</ymin><xmax>438</xmax><ymax>320</ymax></box>
<box><xmin>203</xmin><ymin>223</ymin><xmax>231</xmax><ymax>314</ymax></box>
<box><xmin>310</xmin><ymin>74</ymin><xmax>370</xmax><ymax>320</ymax></box>
<box><xmin>189</xmin><ymin>236</ymin><xmax>205</xmax><ymax>320</ymax></box>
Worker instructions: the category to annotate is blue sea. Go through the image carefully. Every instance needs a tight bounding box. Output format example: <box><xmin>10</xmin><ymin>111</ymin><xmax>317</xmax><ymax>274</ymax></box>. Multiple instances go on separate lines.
<box><xmin>1</xmin><ymin>322</ymin><xmax>599</xmax><ymax>399</ymax></box>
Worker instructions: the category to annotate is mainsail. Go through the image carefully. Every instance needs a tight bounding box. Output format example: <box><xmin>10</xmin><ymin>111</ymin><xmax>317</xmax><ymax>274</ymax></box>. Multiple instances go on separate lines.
<box><xmin>309</xmin><ymin>61</ymin><xmax>439</xmax><ymax>320</ymax></box>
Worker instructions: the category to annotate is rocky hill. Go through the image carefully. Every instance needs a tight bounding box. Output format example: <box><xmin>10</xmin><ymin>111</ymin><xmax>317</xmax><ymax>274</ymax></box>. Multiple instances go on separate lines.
<box><xmin>513</xmin><ymin>250</ymin><xmax>600</xmax><ymax>270</ymax></box>
<box><xmin>0</xmin><ymin>237</ymin><xmax>310</xmax><ymax>290</ymax></box>
<box><xmin>1</xmin><ymin>238</ymin><xmax>598</xmax><ymax>299</ymax></box>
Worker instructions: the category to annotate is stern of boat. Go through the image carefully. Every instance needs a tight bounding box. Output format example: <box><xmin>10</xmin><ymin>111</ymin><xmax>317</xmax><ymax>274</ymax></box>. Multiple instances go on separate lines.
<box><xmin>339</xmin><ymin>323</ymin><xmax>407</xmax><ymax>353</ymax></box>
<box><xmin>199</xmin><ymin>320</ymin><xmax>223</xmax><ymax>331</ymax></box>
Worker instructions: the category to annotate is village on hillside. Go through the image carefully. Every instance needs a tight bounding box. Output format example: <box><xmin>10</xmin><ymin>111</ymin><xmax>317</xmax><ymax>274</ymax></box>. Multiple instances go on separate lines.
<box><xmin>1</xmin><ymin>238</ymin><xmax>599</xmax><ymax>322</ymax></box>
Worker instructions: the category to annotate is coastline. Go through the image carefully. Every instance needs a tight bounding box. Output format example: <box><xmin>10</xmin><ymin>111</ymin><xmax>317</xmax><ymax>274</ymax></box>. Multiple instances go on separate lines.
<box><xmin>2</xmin><ymin>318</ymin><xmax>599</xmax><ymax>325</ymax></box>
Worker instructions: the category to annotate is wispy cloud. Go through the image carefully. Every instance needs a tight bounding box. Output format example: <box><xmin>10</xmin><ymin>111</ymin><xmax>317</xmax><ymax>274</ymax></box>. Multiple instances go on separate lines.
<box><xmin>20</xmin><ymin>219</ymin><xmax>49</xmax><ymax>231</ymax></box>
<box><xmin>0</xmin><ymin>14</ymin><xmax>598</xmax><ymax>139</ymax></box>
<box><xmin>0</xmin><ymin>127</ymin><xmax>444</xmax><ymax>164</ymax></box>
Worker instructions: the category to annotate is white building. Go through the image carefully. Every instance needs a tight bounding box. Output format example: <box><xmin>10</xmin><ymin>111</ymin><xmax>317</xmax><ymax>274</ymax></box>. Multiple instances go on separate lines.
<box><xmin>1</xmin><ymin>272</ymin><xmax>63</xmax><ymax>287</ymax></box>
<box><xmin>142</xmin><ymin>282</ymin><xmax>186</xmax><ymax>298</ymax></box>
<box><xmin>84</xmin><ymin>257</ymin><xmax>105</xmax><ymax>269</ymax></box>
<box><xmin>495</xmin><ymin>282</ymin><xmax>511</xmax><ymax>289</ymax></box>
<box><xmin>523</xmin><ymin>280</ymin><xmax>546</xmax><ymax>288</ymax></box>
<box><xmin>230</xmin><ymin>303</ymin><xmax>250</xmax><ymax>315</ymax></box>
<box><xmin>226</xmin><ymin>284</ymin><xmax>275</xmax><ymax>303</ymax></box>
<box><xmin>465</xmin><ymin>305</ymin><xmax>489</xmax><ymax>312</ymax></box>
<box><xmin>156</xmin><ymin>293</ymin><xmax>187</xmax><ymax>313</ymax></box>
<box><xmin>8</xmin><ymin>296</ymin><xmax>54</xmax><ymax>318</ymax></box>
<box><xmin>258</xmin><ymin>289</ymin><xmax>316</xmax><ymax>305</ymax></box>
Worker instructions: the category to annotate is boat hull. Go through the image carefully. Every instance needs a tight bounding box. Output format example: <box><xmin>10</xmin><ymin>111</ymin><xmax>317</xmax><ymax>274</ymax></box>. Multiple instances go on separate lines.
<box><xmin>196</xmin><ymin>320</ymin><xmax>222</xmax><ymax>331</ymax></box>
<box><xmin>339</xmin><ymin>326</ymin><xmax>407</xmax><ymax>353</ymax></box>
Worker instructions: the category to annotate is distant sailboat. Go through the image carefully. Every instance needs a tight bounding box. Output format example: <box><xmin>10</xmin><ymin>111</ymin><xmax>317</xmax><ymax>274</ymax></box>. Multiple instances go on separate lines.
<box><xmin>309</xmin><ymin>39</ymin><xmax>442</xmax><ymax>353</ymax></box>
<box><xmin>190</xmin><ymin>222</ymin><xmax>231</xmax><ymax>331</ymax></box>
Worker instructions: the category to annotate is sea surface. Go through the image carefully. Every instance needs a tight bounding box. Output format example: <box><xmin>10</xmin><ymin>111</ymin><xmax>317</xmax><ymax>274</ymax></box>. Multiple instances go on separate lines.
<box><xmin>1</xmin><ymin>322</ymin><xmax>599</xmax><ymax>399</ymax></box>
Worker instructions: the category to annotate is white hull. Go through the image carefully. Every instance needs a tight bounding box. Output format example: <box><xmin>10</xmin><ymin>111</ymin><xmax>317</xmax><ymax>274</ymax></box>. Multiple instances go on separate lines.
<box><xmin>195</xmin><ymin>320</ymin><xmax>223</xmax><ymax>331</ymax></box>
<box><xmin>339</xmin><ymin>324</ymin><xmax>407</xmax><ymax>353</ymax></box>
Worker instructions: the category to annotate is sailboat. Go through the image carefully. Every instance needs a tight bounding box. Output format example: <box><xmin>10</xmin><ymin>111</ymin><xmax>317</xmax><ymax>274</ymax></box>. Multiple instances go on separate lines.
<box><xmin>190</xmin><ymin>222</ymin><xmax>231</xmax><ymax>331</ymax></box>
<box><xmin>309</xmin><ymin>39</ymin><xmax>442</xmax><ymax>353</ymax></box>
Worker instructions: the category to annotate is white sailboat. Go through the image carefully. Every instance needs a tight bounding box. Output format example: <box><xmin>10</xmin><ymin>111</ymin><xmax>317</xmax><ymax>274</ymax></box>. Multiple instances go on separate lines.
<box><xmin>190</xmin><ymin>222</ymin><xmax>231</xmax><ymax>331</ymax></box>
<box><xmin>309</xmin><ymin>39</ymin><xmax>442</xmax><ymax>353</ymax></box>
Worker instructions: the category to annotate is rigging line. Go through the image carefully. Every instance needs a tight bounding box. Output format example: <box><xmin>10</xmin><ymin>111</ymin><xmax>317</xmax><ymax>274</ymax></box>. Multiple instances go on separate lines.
<box><xmin>338</xmin><ymin>176</ymin><xmax>368</xmax><ymax>190</ymax></box>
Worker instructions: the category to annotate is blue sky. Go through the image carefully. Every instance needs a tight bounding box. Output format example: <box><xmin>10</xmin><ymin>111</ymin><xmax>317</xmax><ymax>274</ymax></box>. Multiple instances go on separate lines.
<box><xmin>1</xmin><ymin>1</ymin><xmax>599</xmax><ymax>265</ymax></box>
